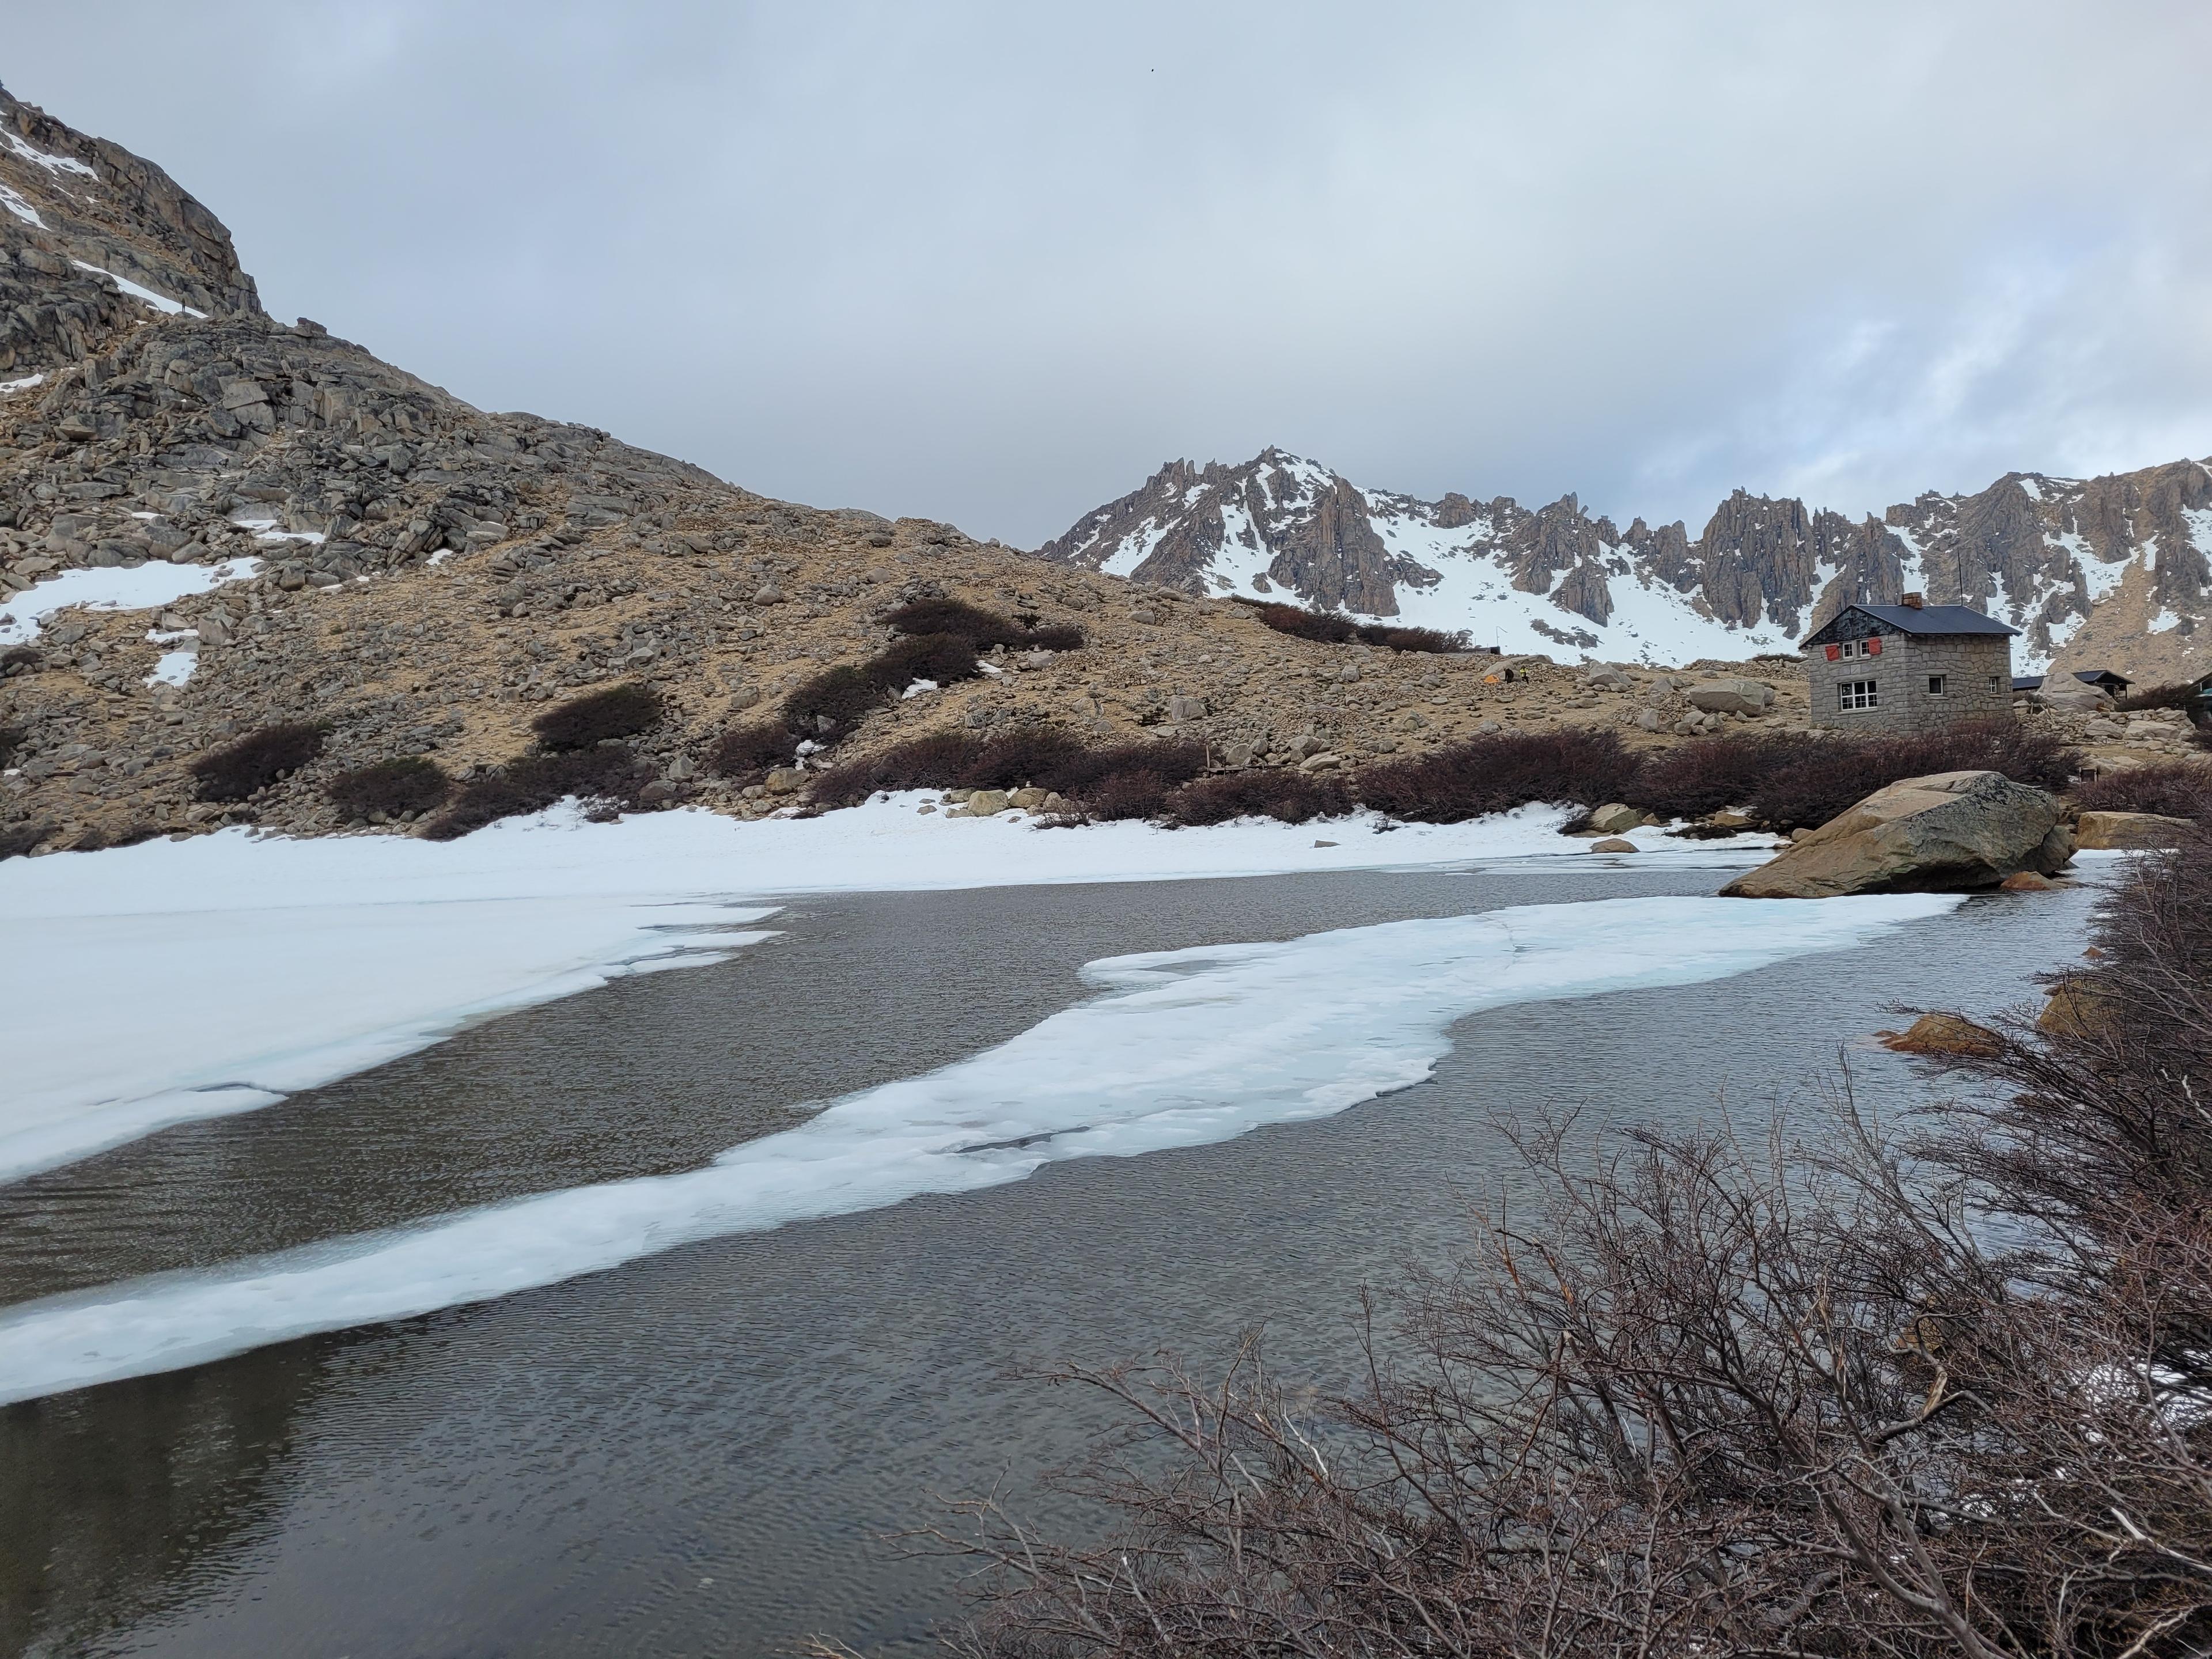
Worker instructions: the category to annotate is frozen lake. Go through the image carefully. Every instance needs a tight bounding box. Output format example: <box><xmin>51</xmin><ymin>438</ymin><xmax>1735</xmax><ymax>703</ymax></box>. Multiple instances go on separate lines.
<box><xmin>0</xmin><ymin>856</ymin><xmax>2098</xmax><ymax>1657</ymax></box>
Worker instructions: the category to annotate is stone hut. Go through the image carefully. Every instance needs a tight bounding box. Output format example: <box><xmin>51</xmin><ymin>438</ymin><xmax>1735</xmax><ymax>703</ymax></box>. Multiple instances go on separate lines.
<box><xmin>1803</xmin><ymin>595</ymin><xmax>2016</xmax><ymax>734</ymax></box>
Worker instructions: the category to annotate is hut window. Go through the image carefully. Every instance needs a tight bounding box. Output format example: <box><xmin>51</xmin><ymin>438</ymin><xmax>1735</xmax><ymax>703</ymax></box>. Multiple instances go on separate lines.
<box><xmin>1838</xmin><ymin>679</ymin><xmax>1878</xmax><ymax>711</ymax></box>
<box><xmin>1927</xmin><ymin>675</ymin><xmax>1946</xmax><ymax>695</ymax></box>
<box><xmin>1988</xmin><ymin>674</ymin><xmax>2002</xmax><ymax>693</ymax></box>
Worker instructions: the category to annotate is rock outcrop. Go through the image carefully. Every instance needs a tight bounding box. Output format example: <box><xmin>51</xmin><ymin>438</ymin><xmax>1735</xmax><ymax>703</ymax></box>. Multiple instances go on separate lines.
<box><xmin>1719</xmin><ymin>771</ymin><xmax>2073</xmax><ymax>899</ymax></box>
<box><xmin>2073</xmin><ymin>810</ymin><xmax>2195</xmax><ymax>850</ymax></box>
<box><xmin>1040</xmin><ymin>450</ymin><xmax>2212</xmax><ymax>683</ymax></box>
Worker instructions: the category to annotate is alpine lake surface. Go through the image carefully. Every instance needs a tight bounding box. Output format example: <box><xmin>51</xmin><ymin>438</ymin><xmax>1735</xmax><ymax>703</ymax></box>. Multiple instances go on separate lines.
<box><xmin>0</xmin><ymin>860</ymin><xmax>2100</xmax><ymax>1659</ymax></box>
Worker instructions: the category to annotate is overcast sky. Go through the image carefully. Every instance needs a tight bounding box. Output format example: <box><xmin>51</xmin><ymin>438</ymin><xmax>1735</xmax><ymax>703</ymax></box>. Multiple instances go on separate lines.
<box><xmin>10</xmin><ymin>3</ymin><xmax>2211</xmax><ymax>545</ymax></box>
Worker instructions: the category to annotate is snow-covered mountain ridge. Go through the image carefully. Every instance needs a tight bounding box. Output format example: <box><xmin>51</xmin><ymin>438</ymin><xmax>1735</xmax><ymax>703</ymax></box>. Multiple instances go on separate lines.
<box><xmin>1035</xmin><ymin>449</ymin><xmax>2212</xmax><ymax>678</ymax></box>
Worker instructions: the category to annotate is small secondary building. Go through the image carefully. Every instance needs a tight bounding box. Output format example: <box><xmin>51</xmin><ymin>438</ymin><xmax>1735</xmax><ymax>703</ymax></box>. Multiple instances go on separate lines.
<box><xmin>1803</xmin><ymin>596</ymin><xmax>2016</xmax><ymax>734</ymax></box>
<box><xmin>2012</xmin><ymin>669</ymin><xmax>2132</xmax><ymax>696</ymax></box>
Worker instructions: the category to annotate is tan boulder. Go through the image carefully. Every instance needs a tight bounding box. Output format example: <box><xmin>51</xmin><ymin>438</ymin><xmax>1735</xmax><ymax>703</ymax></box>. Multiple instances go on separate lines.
<box><xmin>1720</xmin><ymin>770</ymin><xmax>2069</xmax><ymax>899</ymax></box>
<box><xmin>1586</xmin><ymin>802</ymin><xmax>1646</xmax><ymax>834</ymax></box>
<box><xmin>2037</xmin><ymin>980</ymin><xmax>2116</xmax><ymax>1039</ymax></box>
<box><xmin>2073</xmin><ymin>810</ymin><xmax>2194</xmax><ymax>850</ymax></box>
<box><xmin>1589</xmin><ymin>837</ymin><xmax>1638</xmax><ymax>853</ymax></box>
<box><xmin>1878</xmin><ymin>1013</ymin><xmax>2003</xmax><ymax>1058</ymax></box>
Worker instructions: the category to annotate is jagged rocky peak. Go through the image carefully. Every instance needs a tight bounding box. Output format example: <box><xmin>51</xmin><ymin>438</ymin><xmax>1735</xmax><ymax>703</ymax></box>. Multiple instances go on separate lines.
<box><xmin>1</xmin><ymin>82</ymin><xmax>264</xmax><ymax>381</ymax></box>
<box><xmin>1037</xmin><ymin>448</ymin><xmax>2212</xmax><ymax>679</ymax></box>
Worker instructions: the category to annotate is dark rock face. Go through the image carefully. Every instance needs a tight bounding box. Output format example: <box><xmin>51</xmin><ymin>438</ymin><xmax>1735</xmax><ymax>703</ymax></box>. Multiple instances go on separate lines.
<box><xmin>1</xmin><ymin>83</ymin><xmax>262</xmax><ymax>378</ymax></box>
<box><xmin>1039</xmin><ymin>449</ymin><xmax>2212</xmax><ymax>679</ymax></box>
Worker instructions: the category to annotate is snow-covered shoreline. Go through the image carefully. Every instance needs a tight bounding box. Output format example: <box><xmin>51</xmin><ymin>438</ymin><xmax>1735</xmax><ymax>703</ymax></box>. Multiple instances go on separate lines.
<box><xmin>0</xmin><ymin>797</ymin><xmax>1773</xmax><ymax>1182</ymax></box>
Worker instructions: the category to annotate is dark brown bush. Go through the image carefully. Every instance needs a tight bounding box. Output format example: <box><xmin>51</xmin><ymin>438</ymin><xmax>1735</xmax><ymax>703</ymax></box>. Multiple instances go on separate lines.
<box><xmin>1022</xmin><ymin>623</ymin><xmax>1086</xmax><ymax>652</ymax></box>
<box><xmin>2070</xmin><ymin>759</ymin><xmax>2212</xmax><ymax>820</ymax></box>
<box><xmin>0</xmin><ymin>726</ymin><xmax>23</xmax><ymax>769</ymax></box>
<box><xmin>0</xmin><ymin>646</ymin><xmax>40</xmax><ymax>674</ymax></box>
<box><xmin>190</xmin><ymin>722</ymin><xmax>326</xmax><ymax>803</ymax></box>
<box><xmin>1165</xmin><ymin>770</ymin><xmax>1352</xmax><ymax>825</ymax></box>
<box><xmin>782</xmin><ymin>664</ymin><xmax>885</xmax><ymax>739</ymax></box>
<box><xmin>866</xmin><ymin>631</ymin><xmax>980</xmax><ymax>690</ymax></box>
<box><xmin>421</xmin><ymin>747</ymin><xmax>653</xmax><ymax>840</ymax></box>
<box><xmin>808</xmin><ymin>730</ymin><xmax>1206</xmax><ymax>811</ymax></box>
<box><xmin>806</xmin><ymin>732</ymin><xmax>988</xmax><ymax>806</ymax></box>
<box><xmin>885</xmin><ymin>598</ymin><xmax>1085</xmax><ymax>653</ymax></box>
<box><xmin>957</xmin><ymin>728</ymin><xmax>1094</xmax><ymax>792</ymax></box>
<box><xmin>530</xmin><ymin>682</ymin><xmax>662</xmax><ymax>751</ymax></box>
<box><xmin>1052</xmin><ymin>740</ymin><xmax>1209</xmax><ymax>804</ymax></box>
<box><xmin>325</xmin><ymin>756</ymin><xmax>451</xmax><ymax>819</ymax></box>
<box><xmin>1249</xmin><ymin>602</ymin><xmax>1357</xmax><ymax>644</ymax></box>
<box><xmin>1079</xmin><ymin>767</ymin><xmax>1176</xmax><ymax>821</ymax></box>
<box><xmin>1624</xmin><ymin>732</ymin><xmax>1816</xmax><ymax>821</ymax></box>
<box><xmin>1354</xmin><ymin>622</ymin><xmax>1467</xmax><ymax>653</ymax></box>
<box><xmin>0</xmin><ymin>820</ymin><xmax>50</xmax><ymax>860</ymax></box>
<box><xmin>1356</xmin><ymin>728</ymin><xmax>1639</xmax><ymax>823</ymax></box>
<box><xmin>707</xmin><ymin>722</ymin><xmax>800</xmax><ymax>780</ymax></box>
<box><xmin>1747</xmin><ymin>717</ymin><xmax>2077</xmax><ymax>831</ymax></box>
<box><xmin>1247</xmin><ymin>602</ymin><xmax>1465</xmax><ymax>654</ymax></box>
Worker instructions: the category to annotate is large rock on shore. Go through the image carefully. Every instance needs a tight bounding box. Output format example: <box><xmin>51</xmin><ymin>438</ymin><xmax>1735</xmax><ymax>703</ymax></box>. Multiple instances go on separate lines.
<box><xmin>2074</xmin><ymin>810</ymin><xmax>2194</xmax><ymax>850</ymax></box>
<box><xmin>1721</xmin><ymin>770</ymin><xmax>2071</xmax><ymax>899</ymax></box>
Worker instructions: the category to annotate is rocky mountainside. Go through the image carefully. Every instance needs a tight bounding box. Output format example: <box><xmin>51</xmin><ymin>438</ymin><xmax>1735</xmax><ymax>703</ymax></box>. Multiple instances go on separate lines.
<box><xmin>0</xmin><ymin>83</ymin><xmax>1687</xmax><ymax>857</ymax></box>
<box><xmin>2</xmin><ymin>85</ymin><xmax>2190</xmax><ymax>862</ymax></box>
<box><xmin>1039</xmin><ymin>449</ymin><xmax>2212</xmax><ymax>680</ymax></box>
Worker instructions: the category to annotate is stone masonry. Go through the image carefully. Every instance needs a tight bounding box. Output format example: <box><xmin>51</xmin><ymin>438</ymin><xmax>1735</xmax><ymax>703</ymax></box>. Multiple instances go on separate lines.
<box><xmin>1806</xmin><ymin>609</ymin><xmax>2012</xmax><ymax>734</ymax></box>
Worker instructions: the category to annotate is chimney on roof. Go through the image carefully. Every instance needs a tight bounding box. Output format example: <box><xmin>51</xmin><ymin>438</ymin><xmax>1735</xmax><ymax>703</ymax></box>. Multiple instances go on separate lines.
<box><xmin>1900</xmin><ymin>592</ymin><xmax>1925</xmax><ymax>609</ymax></box>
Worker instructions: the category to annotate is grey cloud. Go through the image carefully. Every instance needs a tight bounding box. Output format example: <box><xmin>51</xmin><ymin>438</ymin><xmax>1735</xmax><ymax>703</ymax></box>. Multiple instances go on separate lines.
<box><xmin>9</xmin><ymin>1</ymin><xmax>2210</xmax><ymax>543</ymax></box>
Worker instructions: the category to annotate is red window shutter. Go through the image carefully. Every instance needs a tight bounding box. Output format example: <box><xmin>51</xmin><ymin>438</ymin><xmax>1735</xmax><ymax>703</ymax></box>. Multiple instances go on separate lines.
<box><xmin>1825</xmin><ymin>644</ymin><xmax>1840</xmax><ymax>661</ymax></box>
<box><xmin>1868</xmin><ymin>636</ymin><xmax>1882</xmax><ymax>656</ymax></box>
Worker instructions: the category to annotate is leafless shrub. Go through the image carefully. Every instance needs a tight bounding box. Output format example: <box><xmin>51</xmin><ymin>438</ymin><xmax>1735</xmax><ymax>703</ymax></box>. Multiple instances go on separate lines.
<box><xmin>2070</xmin><ymin>760</ymin><xmax>2212</xmax><ymax>821</ymax></box>
<box><xmin>1356</xmin><ymin>728</ymin><xmax>1638</xmax><ymax>823</ymax></box>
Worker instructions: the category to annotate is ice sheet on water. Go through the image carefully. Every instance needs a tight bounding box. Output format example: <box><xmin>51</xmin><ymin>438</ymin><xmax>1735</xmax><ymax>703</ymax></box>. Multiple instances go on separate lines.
<box><xmin>0</xmin><ymin>891</ymin><xmax>1959</xmax><ymax>1404</ymax></box>
<box><xmin>1</xmin><ymin>801</ymin><xmax>1775</xmax><ymax>1180</ymax></box>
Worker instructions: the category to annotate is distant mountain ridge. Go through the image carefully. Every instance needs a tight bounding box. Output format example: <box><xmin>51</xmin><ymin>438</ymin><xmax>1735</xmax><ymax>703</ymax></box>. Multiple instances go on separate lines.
<box><xmin>1036</xmin><ymin>448</ymin><xmax>2212</xmax><ymax>677</ymax></box>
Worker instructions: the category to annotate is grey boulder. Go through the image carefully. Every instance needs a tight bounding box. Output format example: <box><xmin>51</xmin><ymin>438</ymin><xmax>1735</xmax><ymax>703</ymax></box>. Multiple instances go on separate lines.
<box><xmin>1685</xmin><ymin>677</ymin><xmax>1776</xmax><ymax>716</ymax></box>
<box><xmin>1721</xmin><ymin>770</ymin><xmax>2071</xmax><ymax>899</ymax></box>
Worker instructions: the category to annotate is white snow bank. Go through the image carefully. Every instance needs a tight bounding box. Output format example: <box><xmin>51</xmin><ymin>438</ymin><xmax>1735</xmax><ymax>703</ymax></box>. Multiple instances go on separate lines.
<box><xmin>0</xmin><ymin>183</ymin><xmax>44</xmax><ymax>228</ymax></box>
<box><xmin>0</xmin><ymin>891</ymin><xmax>1959</xmax><ymax>1403</ymax></box>
<box><xmin>0</xmin><ymin>370</ymin><xmax>46</xmax><ymax>395</ymax></box>
<box><xmin>69</xmin><ymin>259</ymin><xmax>206</xmax><ymax>319</ymax></box>
<box><xmin>230</xmin><ymin>513</ymin><xmax>325</xmax><ymax>545</ymax></box>
<box><xmin>0</xmin><ymin>799</ymin><xmax>1773</xmax><ymax>1180</ymax></box>
<box><xmin>0</xmin><ymin>557</ymin><xmax>260</xmax><ymax>646</ymax></box>
<box><xmin>143</xmin><ymin>646</ymin><xmax>198</xmax><ymax>687</ymax></box>
<box><xmin>5</xmin><ymin>131</ymin><xmax>98</xmax><ymax>179</ymax></box>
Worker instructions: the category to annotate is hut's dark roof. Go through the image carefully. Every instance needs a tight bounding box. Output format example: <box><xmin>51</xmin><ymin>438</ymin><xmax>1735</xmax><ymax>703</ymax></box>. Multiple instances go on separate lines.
<box><xmin>1804</xmin><ymin>603</ymin><xmax>2018</xmax><ymax>647</ymax></box>
<box><xmin>2013</xmin><ymin>675</ymin><xmax>2045</xmax><ymax>692</ymax></box>
<box><xmin>2072</xmin><ymin>668</ymin><xmax>2131</xmax><ymax>690</ymax></box>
